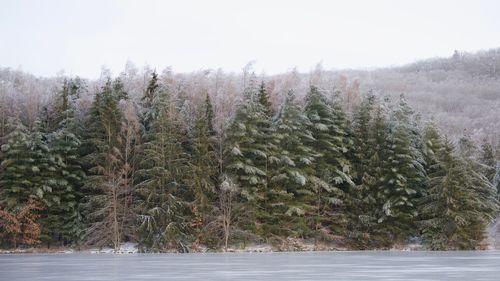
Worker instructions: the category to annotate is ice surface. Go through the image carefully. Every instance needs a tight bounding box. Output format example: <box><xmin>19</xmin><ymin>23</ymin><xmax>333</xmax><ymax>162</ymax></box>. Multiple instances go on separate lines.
<box><xmin>1</xmin><ymin>251</ymin><xmax>500</xmax><ymax>280</ymax></box>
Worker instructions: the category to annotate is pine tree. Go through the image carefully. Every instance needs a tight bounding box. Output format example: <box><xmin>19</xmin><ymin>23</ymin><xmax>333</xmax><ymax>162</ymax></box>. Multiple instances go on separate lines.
<box><xmin>303</xmin><ymin>86</ymin><xmax>352</xmax><ymax>242</ymax></box>
<box><xmin>252</xmin><ymin>82</ymin><xmax>281</xmax><ymax>239</ymax></box>
<box><xmin>495</xmin><ymin>141</ymin><xmax>500</xmax><ymax>196</ymax></box>
<box><xmin>0</xmin><ymin>123</ymin><xmax>36</xmax><ymax>209</ymax></box>
<box><xmin>363</xmin><ymin>105</ymin><xmax>393</xmax><ymax>247</ymax></box>
<box><xmin>419</xmin><ymin>136</ymin><xmax>498</xmax><ymax>250</ymax></box>
<box><xmin>479</xmin><ymin>140</ymin><xmax>496</xmax><ymax>188</ymax></box>
<box><xmin>136</xmin><ymin>84</ymin><xmax>191</xmax><ymax>252</ymax></box>
<box><xmin>0</xmin><ymin>120</ymin><xmax>63</xmax><ymax>247</ymax></box>
<box><xmin>188</xmin><ymin>93</ymin><xmax>218</xmax><ymax>246</ymax></box>
<box><xmin>81</xmin><ymin>78</ymin><xmax>134</xmax><ymax>250</ymax></box>
<box><xmin>258</xmin><ymin>81</ymin><xmax>272</xmax><ymax>117</ymax></box>
<box><xmin>347</xmin><ymin>94</ymin><xmax>378</xmax><ymax>248</ymax></box>
<box><xmin>141</xmin><ymin>71</ymin><xmax>160</xmax><ymax>136</ymax></box>
<box><xmin>328</xmin><ymin>91</ymin><xmax>354</xmax><ymax>237</ymax></box>
<box><xmin>43</xmin><ymin>127</ymin><xmax>84</xmax><ymax>245</ymax></box>
<box><xmin>41</xmin><ymin>79</ymin><xmax>86</xmax><ymax>246</ymax></box>
<box><xmin>267</xmin><ymin>91</ymin><xmax>316</xmax><ymax>238</ymax></box>
<box><xmin>377</xmin><ymin>97</ymin><xmax>425</xmax><ymax>243</ymax></box>
<box><xmin>223</xmin><ymin>87</ymin><xmax>269</xmax><ymax>236</ymax></box>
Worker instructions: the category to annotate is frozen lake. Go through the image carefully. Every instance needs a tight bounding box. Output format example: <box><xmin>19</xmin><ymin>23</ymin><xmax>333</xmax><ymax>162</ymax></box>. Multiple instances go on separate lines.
<box><xmin>1</xmin><ymin>251</ymin><xmax>500</xmax><ymax>280</ymax></box>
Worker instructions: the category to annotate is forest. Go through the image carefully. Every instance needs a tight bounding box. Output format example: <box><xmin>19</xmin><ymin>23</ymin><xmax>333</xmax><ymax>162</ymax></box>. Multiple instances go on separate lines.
<box><xmin>0</xmin><ymin>50</ymin><xmax>499</xmax><ymax>252</ymax></box>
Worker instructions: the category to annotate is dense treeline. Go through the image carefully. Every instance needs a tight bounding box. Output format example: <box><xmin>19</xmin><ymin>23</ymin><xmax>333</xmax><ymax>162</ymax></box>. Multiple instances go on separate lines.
<box><xmin>0</xmin><ymin>72</ymin><xmax>499</xmax><ymax>252</ymax></box>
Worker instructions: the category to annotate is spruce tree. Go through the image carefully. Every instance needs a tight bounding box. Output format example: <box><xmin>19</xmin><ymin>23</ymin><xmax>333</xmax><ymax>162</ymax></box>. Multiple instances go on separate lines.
<box><xmin>136</xmin><ymin>84</ymin><xmax>191</xmax><ymax>252</ymax></box>
<box><xmin>81</xmin><ymin>78</ymin><xmax>133</xmax><ymax>250</ymax></box>
<box><xmin>419</xmin><ymin>135</ymin><xmax>498</xmax><ymax>250</ymax></box>
<box><xmin>479</xmin><ymin>140</ymin><xmax>497</xmax><ymax>188</ymax></box>
<box><xmin>40</xmin><ymin>79</ymin><xmax>86</xmax><ymax>246</ymax></box>
<box><xmin>303</xmin><ymin>86</ymin><xmax>352</xmax><ymax>241</ymax></box>
<box><xmin>253</xmin><ymin>82</ymin><xmax>281</xmax><ymax>239</ymax></box>
<box><xmin>347</xmin><ymin>95</ymin><xmax>378</xmax><ymax>248</ymax></box>
<box><xmin>223</xmin><ymin>87</ymin><xmax>269</xmax><ymax>235</ymax></box>
<box><xmin>363</xmin><ymin>105</ymin><xmax>393</xmax><ymax>247</ymax></box>
<box><xmin>377</xmin><ymin>97</ymin><xmax>425</xmax><ymax>243</ymax></box>
<box><xmin>0</xmin><ymin>122</ymin><xmax>36</xmax><ymax>209</ymax></box>
<box><xmin>258</xmin><ymin>81</ymin><xmax>272</xmax><ymax>117</ymax></box>
<box><xmin>188</xmin><ymin>93</ymin><xmax>218</xmax><ymax>246</ymax></box>
<box><xmin>0</xmin><ymin>121</ymin><xmax>60</xmax><ymax>246</ymax></box>
<box><xmin>267</xmin><ymin>91</ymin><xmax>316</xmax><ymax>238</ymax></box>
<box><xmin>141</xmin><ymin>71</ymin><xmax>160</xmax><ymax>136</ymax></box>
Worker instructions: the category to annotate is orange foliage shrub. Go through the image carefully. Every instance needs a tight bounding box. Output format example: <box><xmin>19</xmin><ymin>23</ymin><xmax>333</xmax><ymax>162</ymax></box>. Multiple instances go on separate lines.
<box><xmin>0</xmin><ymin>199</ymin><xmax>43</xmax><ymax>248</ymax></box>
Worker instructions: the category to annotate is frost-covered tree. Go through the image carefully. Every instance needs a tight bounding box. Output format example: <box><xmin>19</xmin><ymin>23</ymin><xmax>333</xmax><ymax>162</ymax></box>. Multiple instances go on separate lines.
<box><xmin>479</xmin><ymin>140</ymin><xmax>497</xmax><ymax>188</ymax></box>
<box><xmin>81</xmin><ymin>78</ymin><xmax>135</xmax><ymax>250</ymax></box>
<box><xmin>40</xmin><ymin>79</ymin><xmax>86</xmax><ymax>246</ymax></box>
<box><xmin>377</xmin><ymin>97</ymin><xmax>426</xmax><ymax>243</ymax></box>
<box><xmin>136</xmin><ymin>83</ymin><xmax>191</xmax><ymax>252</ymax></box>
<box><xmin>0</xmin><ymin>123</ymin><xmax>37</xmax><ymax>209</ymax></box>
<box><xmin>303</xmin><ymin>86</ymin><xmax>352</xmax><ymax>241</ymax></box>
<box><xmin>419</xmin><ymin>134</ymin><xmax>498</xmax><ymax>250</ymax></box>
<box><xmin>266</xmin><ymin>91</ymin><xmax>315</xmax><ymax>238</ymax></box>
<box><xmin>347</xmin><ymin>94</ymin><xmax>379</xmax><ymax>248</ymax></box>
<box><xmin>223</xmin><ymin>87</ymin><xmax>269</xmax><ymax>234</ymax></box>
<box><xmin>188</xmin><ymin>93</ymin><xmax>218</xmax><ymax>246</ymax></box>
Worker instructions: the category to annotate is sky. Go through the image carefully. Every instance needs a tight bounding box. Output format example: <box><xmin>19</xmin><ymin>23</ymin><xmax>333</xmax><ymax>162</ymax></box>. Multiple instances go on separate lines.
<box><xmin>1</xmin><ymin>0</ymin><xmax>500</xmax><ymax>78</ymax></box>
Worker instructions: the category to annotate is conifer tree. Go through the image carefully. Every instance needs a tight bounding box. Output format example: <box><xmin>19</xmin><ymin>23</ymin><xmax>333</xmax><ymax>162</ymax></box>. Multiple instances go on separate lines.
<box><xmin>252</xmin><ymin>82</ymin><xmax>281</xmax><ymax>239</ymax></box>
<box><xmin>362</xmin><ymin>105</ymin><xmax>393</xmax><ymax>247</ymax></box>
<box><xmin>188</xmin><ymin>93</ymin><xmax>218</xmax><ymax>246</ymax></box>
<box><xmin>223</xmin><ymin>87</ymin><xmax>270</xmax><ymax>235</ymax></box>
<box><xmin>0</xmin><ymin>123</ymin><xmax>36</xmax><ymax>209</ymax></box>
<box><xmin>258</xmin><ymin>81</ymin><xmax>272</xmax><ymax>117</ymax></box>
<box><xmin>347</xmin><ymin>95</ymin><xmax>378</xmax><ymax>248</ymax></box>
<box><xmin>81</xmin><ymin>78</ymin><xmax>134</xmax><ymax>250</ymax></box>
<box><xmin>267</xmin><ymin>91</ymin><xmax>316</xmax><ymax>238</ymax></box>
<box><xmin>136</xmin><ymin>84</ymin><xmax>191</xmax><ymax>252</ymax></box>
<box><xmin>479</xmin><ymin>140</ymin><xmax>496</xmax><ymax>188</ymax></box>
<box><xmin>377</xmin><ymin>97</ymin><xmax>425</xmax><ymax>243</ymax></box>
<box><xmin>419</xmin><ymin>135</ymin><xmax>498</xmax><ymax>250</ymax></box>
<box><xmin>41</xmin><ymin>79</ymin><xmax>86</xmax><ymax>246</ymax></box>
<box><xmin>0</xmin><ymin>120</ymin><xmax>64</xmax><ymax>246</ymax></box>
<box><xmin>141</xmin><ymin>71</ymin><xmax>160</xmax><ymax>136</ymax></box>
<box><xmin>303</xmin><ymin>86</ymin><xmax>352</xmax><ymax>241</ymax></box>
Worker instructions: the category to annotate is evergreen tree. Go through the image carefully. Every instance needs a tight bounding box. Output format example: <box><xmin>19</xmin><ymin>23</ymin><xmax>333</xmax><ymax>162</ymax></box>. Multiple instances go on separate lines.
<box><xmin>479</xmin><ymin>140</ymin><xmax>496</xmax><ymax>188</ymax></box>
<box><xmin>113</xmin><ymin>77</ymin><xmax>129</xmax><ymax>101</ymax></box>
<box><xmin>188</xmin><ymin>93</ymin><xmax>218</xmax><ymax>246</ymax></box>
<box><xmin>347</xmin><ymin>95</ymin><xmax>378</xmax><ymax>248</ymax></box>
<box><xmin>253</xmin><ymin>82</ymin><xmax>281</xmax><ymax>239</ymax></box>
<box><xmin>363</xmin><ymin>105</ymin><xmax>393</xmax><ymax>247</ymax></box>
<box><xmin>258</xmin><ymin>81</ymin><xmax>272</xmax><ymax>117</ymax></box>
<box><xmin>0</xmin><ymin>120</ymin><xmax>63</xmax><ymax>246</ymax></box>
<box><xmin>223</xmin><ymin>87</ymin><xmax>270</xmax><ymax>236</ymax></box>
<box><xmin>43</xmin><ymin>127</ymin><xmax>84</xmax><ymax>245</ymax></box>
<box><xmin>377</xmin><ymin>97</ymin><xmax>425</xmax><ymax>243</ymax></box>
<box><xmin>267</xmin><ymin>91</ymin><xmax>316</xmax><ymax>238</ymax></box>
<box><xmin>419</xmin><ymin>136</ymin><xmax>498</xmax><ymax>250</ymax></box>
<box><xmin>136</xmin><ymin>84</ymin><xmax>191</xmax><ymax>252</ymax></box>
<box><xmin>141</xmin><ymin>71</ymin><xmax>160</xmax><ymax>136</ymax></box>
<box><xmin>303</xmin><ymin>86</ymin><xmax>352</xmax><ymax>242</ymax></box>
<box><xmin>40</xmin><ymin>79</ymin><xmax>86</xmax><ymax>246</ymax></box>
<box><xmin>0</xmin><ymin>123</ymin><xmax>36</xmax><ymax>209</ymax></box>
<box><xmin>81</xmin><ymin>78</ymin><xmax>133</xmax><ymax>250</ymax></box>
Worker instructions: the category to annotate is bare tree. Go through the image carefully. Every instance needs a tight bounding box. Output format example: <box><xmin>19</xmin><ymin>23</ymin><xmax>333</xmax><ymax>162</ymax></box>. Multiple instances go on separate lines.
<box><xmin>218</xmin><ymin>175</ymin><xmax>240</xmax><ymax>251</ymax></box>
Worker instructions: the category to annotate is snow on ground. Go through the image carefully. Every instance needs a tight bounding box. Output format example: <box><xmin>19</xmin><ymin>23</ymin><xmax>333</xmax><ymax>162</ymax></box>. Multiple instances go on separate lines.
<box><xmin>487</xmin><ymin>217</ymin><xmax>500</xmax><ymax>250</ymax></box>
<box><xmin>88</xmin><ymin>242</ymin><xmax>138</xmax><ymax>254</ymax></box>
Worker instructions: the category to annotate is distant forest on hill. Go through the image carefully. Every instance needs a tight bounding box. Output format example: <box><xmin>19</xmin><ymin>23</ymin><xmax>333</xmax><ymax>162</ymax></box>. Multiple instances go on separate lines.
<box><xmin>0</xmin><ymin>49</ymin><xmax>499</xmax><ymax>252</ymax></box>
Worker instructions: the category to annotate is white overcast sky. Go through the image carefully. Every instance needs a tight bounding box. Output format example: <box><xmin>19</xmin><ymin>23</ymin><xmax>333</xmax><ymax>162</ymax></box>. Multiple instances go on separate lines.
<box><xmin>1</xmin><ymin>0</ymin><xmax>500</xmax><ymax>78</ymax></box>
